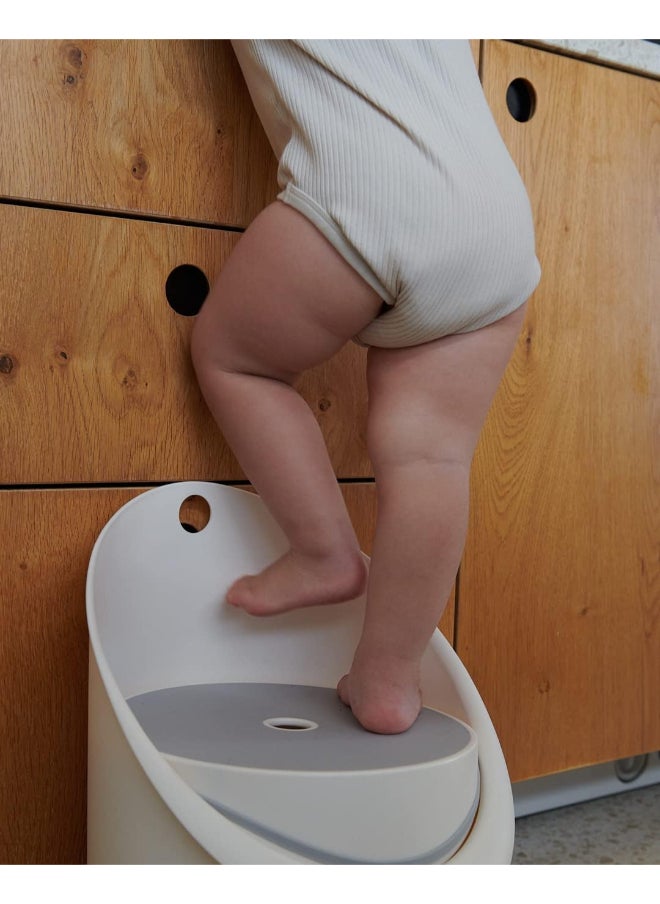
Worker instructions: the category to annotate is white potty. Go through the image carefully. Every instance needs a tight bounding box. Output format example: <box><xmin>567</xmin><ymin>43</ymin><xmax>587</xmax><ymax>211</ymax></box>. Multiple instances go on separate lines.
<box><xmin>86</xmin><ymin>482</ymin><xmax>514</xmax><ymax>864</ymax></box>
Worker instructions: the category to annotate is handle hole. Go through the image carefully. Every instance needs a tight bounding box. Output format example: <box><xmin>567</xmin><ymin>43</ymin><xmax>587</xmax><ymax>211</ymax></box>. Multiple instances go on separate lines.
<box><xmin>506</xmin><ymin>78</ymin><xmax>536</xmax><ymax>122</ymax></box>
<box><xmin>179</xmin><ymin>495</ymin><xmax>211</xmax><ymax>533</ymax></box>
<box><xmin>165</xmin><ymin>264</ymin><xmax>210</xmax><ymax>317</ymax></box>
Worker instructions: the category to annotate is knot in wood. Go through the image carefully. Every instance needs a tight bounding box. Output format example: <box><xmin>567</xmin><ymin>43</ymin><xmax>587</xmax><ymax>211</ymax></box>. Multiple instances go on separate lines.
<box><xmin>67</xmin><ymin>46</ymin><xmax>84</xmax><ymax>69</ymax></box>
<box><xmin>131</xmin><ymin>154</ymin><xmax>149</xmax><ymax>181</ymax></box>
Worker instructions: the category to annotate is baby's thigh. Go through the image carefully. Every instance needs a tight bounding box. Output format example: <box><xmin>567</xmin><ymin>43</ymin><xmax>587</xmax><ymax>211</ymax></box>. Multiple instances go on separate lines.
<box><xmin>192</xmin><ymin>201</ymin><xmax>383</xmax><ymax>381</ymax></box>
<box><xmin>366</xmin><ymin>304</ymin><xmax>528</xmax><ymax>467</ymax></box>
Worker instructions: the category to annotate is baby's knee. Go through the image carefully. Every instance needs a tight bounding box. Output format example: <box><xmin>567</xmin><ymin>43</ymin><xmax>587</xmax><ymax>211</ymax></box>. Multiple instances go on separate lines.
<box><xmin>365</xmin><ymin>344</ymin><xmax>482</xmax><ymax>473</ymax></box>
<box><xmin>189</xmin><ymin>308</ymin><xmax>238</xmax><ymax>392</ymax></box>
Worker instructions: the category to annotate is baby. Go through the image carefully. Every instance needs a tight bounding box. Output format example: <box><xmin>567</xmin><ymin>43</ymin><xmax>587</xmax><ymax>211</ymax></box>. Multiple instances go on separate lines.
<box><xmin>191</xmin><ymin>40</ymin><xmax>540</xmax><ymax>734</ymax></box>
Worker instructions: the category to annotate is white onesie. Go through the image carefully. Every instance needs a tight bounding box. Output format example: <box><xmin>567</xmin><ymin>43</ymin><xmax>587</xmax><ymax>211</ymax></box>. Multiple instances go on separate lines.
<box><xmin>231</xmin><ymin>39</ymin><xmax>541</xmax><ymax>348</ymax></box>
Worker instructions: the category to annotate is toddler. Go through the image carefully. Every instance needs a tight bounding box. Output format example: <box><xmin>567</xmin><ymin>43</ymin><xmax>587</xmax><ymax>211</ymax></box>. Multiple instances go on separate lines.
<box><xmin>191</xmin><ymin>40</ymin><xmax>540</xmax><ymax>734</ymax></box>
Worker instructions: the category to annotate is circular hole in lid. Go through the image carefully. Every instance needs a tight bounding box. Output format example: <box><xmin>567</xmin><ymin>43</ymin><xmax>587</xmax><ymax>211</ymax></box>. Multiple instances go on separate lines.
<box><xmin>178</xmin><ymin>494</ymin><xmax>211</xmax><ymax>533</ymax></box>
<box><xmin>263</xmin><ymin>717</ymin><xmax>319</xmax><ymax>732</ymax></box>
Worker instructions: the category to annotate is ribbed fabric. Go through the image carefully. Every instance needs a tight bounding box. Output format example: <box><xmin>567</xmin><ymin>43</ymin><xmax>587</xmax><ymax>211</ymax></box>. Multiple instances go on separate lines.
<box><xmin>231</xmin><ymin>39</ymin><xmax>541</xmax><ymax>349</ymax></box>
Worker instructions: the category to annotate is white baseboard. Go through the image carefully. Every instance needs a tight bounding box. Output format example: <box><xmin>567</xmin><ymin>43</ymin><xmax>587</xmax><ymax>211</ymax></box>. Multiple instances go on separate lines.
<box><xmin>512</xmin><ymin>751</ymin><xmax>660</xmax><ymax>818</ymax></box>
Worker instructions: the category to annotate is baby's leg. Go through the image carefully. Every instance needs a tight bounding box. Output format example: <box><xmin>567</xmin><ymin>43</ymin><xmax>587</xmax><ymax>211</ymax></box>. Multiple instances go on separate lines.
<box><xmin>191</xmin><ymin>201</ymin><xmax>382</xmax><ymax>615</ymax></box>
<box><xmin>337</xmin><ymin>303</ymin><xmax>527</xmax><ymax>733</ymax></box>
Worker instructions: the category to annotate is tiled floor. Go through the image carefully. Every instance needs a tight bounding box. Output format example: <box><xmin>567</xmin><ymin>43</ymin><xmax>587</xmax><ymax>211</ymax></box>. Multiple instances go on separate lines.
<box><xmin>513</xmin><ymin>782</ymin><xmax>660</xmax><ymax>864</ymax></box>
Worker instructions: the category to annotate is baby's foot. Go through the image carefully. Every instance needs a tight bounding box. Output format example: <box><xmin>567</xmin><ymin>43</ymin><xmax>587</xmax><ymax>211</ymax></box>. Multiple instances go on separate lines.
<box><xmin>337</xmin><ymin>654</ymin><xmax>422</xmax><ymax>734</ymax></box>
<box><xmin>225</xmin><ymin>547</ymin><xmax>367</xmax><ymax>617</ymax></box>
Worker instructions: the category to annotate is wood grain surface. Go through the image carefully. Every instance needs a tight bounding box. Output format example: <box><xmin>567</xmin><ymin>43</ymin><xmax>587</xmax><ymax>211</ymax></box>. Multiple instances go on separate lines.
<box><xmin>456</xmin><ymin>41</ymin><xmax>660</xmax><ymax>780</ymax></box>
<box><xmin>0</xmin><ymin>202</ymin><xmax>373</xmax><ymax>484</ymax></box>
<box><xmin>0</xmin><ymin>40</ymin><xmax>278</xmax><ymax>226</ymax></box>
<box><xmin>0</xmin><ymin>487</ymin><xmax>148</xmax><ymax>863</ymax></box>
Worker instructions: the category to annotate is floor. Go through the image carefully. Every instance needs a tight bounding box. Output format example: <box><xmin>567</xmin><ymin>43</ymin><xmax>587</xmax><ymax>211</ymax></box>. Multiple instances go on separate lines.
<box><xmin>512</xmin><ymin>782</ymin><xmax>660</xmax><ymax>864</ymax></box>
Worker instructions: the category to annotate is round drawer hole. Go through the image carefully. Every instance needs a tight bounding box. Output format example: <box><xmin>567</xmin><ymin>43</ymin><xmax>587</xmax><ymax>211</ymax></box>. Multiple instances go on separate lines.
<box><xmin>165</xmin><ymin>264</ymin><xmax>210</xmax><ymax>317</ymax></box>
<box><xmin>263</xmin><ymin>717</ymin><xmax>319</xmax><ymax>732</ymax></box>
<box><xmin>506</xmin><ymin>78</ymin><xmax>536</xmax><ymax>122</ymax></box>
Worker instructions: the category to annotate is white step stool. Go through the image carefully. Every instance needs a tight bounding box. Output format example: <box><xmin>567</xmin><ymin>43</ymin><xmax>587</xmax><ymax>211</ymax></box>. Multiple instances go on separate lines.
<box><xmin>86</xmin><ymin>481</ymin><xmax>514</xmax><ymax>864</ymax></box>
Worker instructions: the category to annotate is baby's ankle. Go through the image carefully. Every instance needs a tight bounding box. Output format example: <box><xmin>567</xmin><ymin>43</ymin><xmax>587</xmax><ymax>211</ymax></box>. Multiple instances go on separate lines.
<box><xmin>352</xmin><ymin>643</ymin><xmax>422</xmax><ymax>679</ymax></box>
<box><xmin>292</xmin><ymin>544</ymin><xmax>367</xmax><ymax>587</ymax></box>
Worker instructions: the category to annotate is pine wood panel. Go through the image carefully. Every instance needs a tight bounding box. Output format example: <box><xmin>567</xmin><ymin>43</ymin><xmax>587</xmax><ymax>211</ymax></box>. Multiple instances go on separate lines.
<box><xmin>456</xmin><ymin>42</ymin><xmax>660</xmax><ymax>780</ymax></box>
<box><xmin>0</xmin><ymin>203</ymin><xmax>372</xmax><ymax>484</ymax></box>
<box><xmin>1</xmin><ymin>482</ymin><xmax>453</xmax><ymax>863</ymax></box>
<box><xmin>0</xmin><ymin>40</ymin><xmax>278</xmax><ymax>226</ymax></box>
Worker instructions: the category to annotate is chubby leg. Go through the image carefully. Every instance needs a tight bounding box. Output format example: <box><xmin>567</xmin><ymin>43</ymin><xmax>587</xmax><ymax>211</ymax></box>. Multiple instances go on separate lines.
<box><xmin>338</xmin><ymin>303</ymin><xmax>527</xmax><ymax>733</ymax></box>
<box><xmin>191</xmin><ymin>201</ymin><xmax>382</xmax><ymax>615</ymax></box>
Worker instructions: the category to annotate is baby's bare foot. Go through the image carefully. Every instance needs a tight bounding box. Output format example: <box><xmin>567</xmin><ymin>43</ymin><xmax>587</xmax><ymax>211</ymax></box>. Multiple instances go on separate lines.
<box><xmin>225</xmin><ymin>547</ymin><xmax>367</xmax><ymax>616</ymax></box>
<box><xmin>337</xmin><ymin>655</ymin><xmax>422</xmax><ymax>734</ymax></box>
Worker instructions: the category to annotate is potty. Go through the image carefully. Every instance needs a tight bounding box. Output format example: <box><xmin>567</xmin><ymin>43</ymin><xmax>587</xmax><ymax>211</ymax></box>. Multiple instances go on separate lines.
<box><xmin>86</xmin><ymin>481</ymin><xmax>514</xmax><ymax>864</ymax></box>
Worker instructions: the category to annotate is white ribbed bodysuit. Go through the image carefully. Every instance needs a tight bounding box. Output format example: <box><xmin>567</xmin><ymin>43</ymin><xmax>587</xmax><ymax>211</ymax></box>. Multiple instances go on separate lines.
<box><xmin>231</xmin><ymin>40</ymin><xmax>541</xmax><ymax>348</ymax></box>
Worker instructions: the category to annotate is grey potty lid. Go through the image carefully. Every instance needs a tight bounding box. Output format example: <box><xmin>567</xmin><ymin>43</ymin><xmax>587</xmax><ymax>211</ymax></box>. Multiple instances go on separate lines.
<box><xmin>128</xmin><ymin>682</ymin><xmax>475</xmax><ymax>773</ymax></box>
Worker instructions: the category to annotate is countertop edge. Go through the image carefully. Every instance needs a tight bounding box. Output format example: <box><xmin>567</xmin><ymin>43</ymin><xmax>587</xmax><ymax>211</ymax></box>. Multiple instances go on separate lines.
<box><xmin>513</xmin><ymin>39</ymin><xmax>660</xmax><ymax>80</ymax></box>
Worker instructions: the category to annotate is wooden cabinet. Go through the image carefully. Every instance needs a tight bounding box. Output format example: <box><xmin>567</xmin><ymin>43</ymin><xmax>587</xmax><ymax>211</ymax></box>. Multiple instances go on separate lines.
<box><xmin>2</xmin><ymin>36</ymin><xmax>656</xmax><ymax>862</ymax></box>
<box><xmin>456</xmin><ymin>41</ymin><xmax>659</xmax><ymax>781</ymax></box>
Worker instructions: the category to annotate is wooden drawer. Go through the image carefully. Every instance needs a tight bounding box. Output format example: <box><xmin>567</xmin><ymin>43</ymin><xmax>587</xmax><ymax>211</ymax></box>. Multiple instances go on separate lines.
<box><xmin>0</xmin><ymin>40</ymin><xmax>278</xmax><ymax>226</ymax></box>
<box><xmin>0</xmin><ymin>202</ymin><xmax>373</xmax><ymax>483</ymax></box>
<box><xmin>456</xmin><ymin>41</ymin><xmax>659</xmax><ymax>781</ymax></box>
